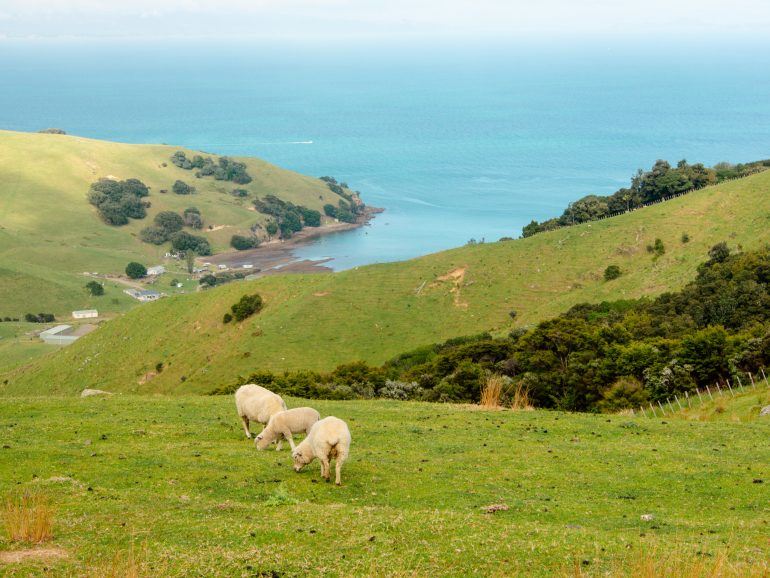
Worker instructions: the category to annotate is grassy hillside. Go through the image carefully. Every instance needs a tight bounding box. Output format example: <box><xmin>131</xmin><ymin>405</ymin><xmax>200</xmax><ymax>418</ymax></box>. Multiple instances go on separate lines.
<box><xmin>672</xmin><ymin>387</ymin><xmax>770</xmax><ymax>423</ymax></box>
<box><xmin>5</xmin><ymin>167</ymin><xmax>770</xmax><ymax>395</ymax></box>
<box><xmin>0</xmin><ymin>130</ymin><xmax>344</xmax><ymax>317</ymax></box>
<box><xmin>0</xmin><ymin>395</ymin><xmax>767</xmax><ymax>576</ymax></box>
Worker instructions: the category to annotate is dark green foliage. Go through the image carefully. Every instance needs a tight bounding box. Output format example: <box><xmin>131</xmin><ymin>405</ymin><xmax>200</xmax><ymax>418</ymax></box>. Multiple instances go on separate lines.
<box><xmin>170</xmin><ymin>232</ymin><xmax>211</xmax><ymax>256</ymax></box>
<box><xmin>140</xmin><ymin>225</ymin><xmax>170</xmax><ymax>245</ymax></box>
<box><xmin>125</xmin><ymin>262</ymin><xmax>147</xmax><ymax>279</ymax></box>
<box><xmin>265</xmin><ymin>221</ymin><xmax>279</xmax><ymax>237</ymax></box>
<box><xmin>646</xmin><ymin>238</ymin><xmax>665</xmax><ymax>257</ymax></box>
<box><xmin>85</xmin><ymin>281</ymin><xmax>104</xmax><ymax>296</ymax></box>
<box><xmin>183</xmin><ymin>207</ymin><xmax>203</xmax><ymax>229</ymax></box>
<box><xmin>222</xmin><ymin>312</ymin><xmax>233</xmax><ymax>324</ymax></box>
<box><xmin>230</xmin><ymin>235</ymin><xmax>260</xmax><ymax>250</ymax></box>
<box><xmin>707</xmin><ymin>241</ymin><xmax>730</xmax><ymax>265</ymax></box>
<box><xmin>604</xmin><ymin>265</ymin><xmax>622</xmax><ymax>281</ymax></box>
<box><xmin>200</xmin><ymin>271</ymin><xmax>248</xmax><ymax>288</ymax></box>
<box><xmin>171</xmin><ymin>151</ymin><xmax>252</xmax><ymax>184</ymax></box>
<box><xmin>681</xmin><ymin>232</ymin><xmax>691</xmax><ymax>244</ymax></box>
<box><xmin>231</xmin><ymin>188</ymin><xmax>249</xmax><ymax>198</ymax></box>
<box><xmin>253</xmin><ymin>195</ymin><xmax>318</xmax><ymax>239</ymax></box>
<box><xmin>172</xmin><ymin>180</ymin><xmax>195</xmax><ymax>195</ymax></box>
<box><xmin>87</xmin><ymin>178</ymin><xmax>149</xmax><ymax>226</ymax></box>
<box><xmin>154</xmin><ymin>211</ymin><xmax>184</xmax><ymax>233</ymax></box>
<box><xmin>199</xmin><ymin>274</ymin><xmax>218</xmax><ymax>287</ymax></box>
<box><xmin>521</xmin><ymin>158</ymin><xmax>768</xmax><ymax>237</ymax></box>
<box><xmin>228</xmin><ymin>293</ymin><xmax>263</xmax><ymax>322</ymax></box>
<box><xmin>24</xmin><ymin>313</ymin><xmax>56</xmax><ymax>323</ymax></box>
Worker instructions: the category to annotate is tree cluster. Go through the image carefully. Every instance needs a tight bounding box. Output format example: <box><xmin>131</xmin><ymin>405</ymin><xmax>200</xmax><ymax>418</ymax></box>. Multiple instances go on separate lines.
<box><xmin>87</xmin><ymin>178</ymin><xmax>150</xmax><ymax>226</ymax></box>
<box><xmin>223</xmin><ymin>293</ymin><xmax>263</xmax><ymax>323</ymax></box>
<box><xmin>25</xmin><ymin>313</ymin><xmax>56</xmax><ymax>323</ymax></box>
<box><xmin>170</xmin><ymin>231</ymin><xmax>211</xmax><ymax>256</ymax></box>
<box><xmin>170</xmin><ymin>151</ymin><xmax>252</xmax><ymax>184</ymax></box>
<box><xmin>522</xmin><ymin>158</ymin><xmax>770</xmax><ymax>237</ymax></box>
<box><xmin>230</xmin><ymin>235</ymin><xmax>260</xmax><ymax>251</ymax></box>
<box><xmin>212</xmin><ymin>244</ymin><xmax>770</xmax><ymax>412</ymax></box>
<box><xmin>252</xmin><ymin>195</ymin><xmax>321</xmax><ymax>239</ymax></box>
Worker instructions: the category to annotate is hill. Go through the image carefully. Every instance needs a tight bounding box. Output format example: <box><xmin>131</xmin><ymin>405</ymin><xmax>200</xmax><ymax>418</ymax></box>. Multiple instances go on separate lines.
<box><xmin>0</xmin><ymin>395</ymin><xmax>767</xmax><ymax>576</ymax></box>
<box><xmin>0</xmin><ymin>129</ymin><xmax>352</xmax><ymax>317</ymax></box>
<box><xmin>4</xmin><ymin>167</ymin><xmax>770</xmax><ymax>395</ymax></box>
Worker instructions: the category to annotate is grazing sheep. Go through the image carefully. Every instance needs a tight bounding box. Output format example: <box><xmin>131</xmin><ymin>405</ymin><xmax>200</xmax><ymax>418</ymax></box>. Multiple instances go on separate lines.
<box><xmin>256</xmin><ymin>407</ymin><xmax>321</xmax><ymax>451</ymax></box>
<box><xmin>292</xmin><ymin>416</ymin><xmax>351</xmax><ymax>485</ymax></box>
<box><xmin>234</xmin><ymin>384</ymin><xmax>287</xmax><ymax>438</ymax></box>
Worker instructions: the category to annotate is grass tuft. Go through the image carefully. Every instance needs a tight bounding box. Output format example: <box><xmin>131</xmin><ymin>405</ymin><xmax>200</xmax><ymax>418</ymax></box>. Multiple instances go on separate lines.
<box><xmin>479</xmin><ymin>374</ymin><xmax>506</xmax><ymax>408</ymax></box>
<box><xmin>509</xmin><ymin>382</ymin><xmax>533</xmax><ymax>411</ymax></box>
<box><xmin>3</xmin><ymin>490</ymin><xmax>54</xmax><ymax>544</ymax></box>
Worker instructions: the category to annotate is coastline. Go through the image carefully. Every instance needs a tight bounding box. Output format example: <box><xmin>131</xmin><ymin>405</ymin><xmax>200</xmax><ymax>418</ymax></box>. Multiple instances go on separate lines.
<box><xmin>205</xmin><ymin>206</ymin><xmax>383</xmax><ymax>276</ymax></box>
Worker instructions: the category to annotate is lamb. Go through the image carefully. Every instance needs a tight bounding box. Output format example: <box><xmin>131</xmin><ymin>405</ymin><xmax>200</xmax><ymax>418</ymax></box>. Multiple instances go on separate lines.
<box><xmin>255</xmin><ymin>407</ymin><xmax>321</xmax><ymax>451</ymax></box>
<box><xmin>291</xmin><ymin>416</ymin><xmax>351</xmax><ymax>485</ymax></box>
<box><xmin>234</xmin><ymin>384</ymin><xmax>287</xmax><ymax>439</ymax></box>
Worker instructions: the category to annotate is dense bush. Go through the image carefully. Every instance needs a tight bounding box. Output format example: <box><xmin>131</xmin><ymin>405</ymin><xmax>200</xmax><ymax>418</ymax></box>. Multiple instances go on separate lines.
<box><xmin>172</xmin><ymin>180</ymin><xmax>195</xmax><ymax>195</ymax></box>
<box><xmin>139</xmin><ymin>225</ymin><xmax>170</xmax><ymax>245</ymax></box>
<box><xmin>154</xmin><ymin>211</ymin><xmax>184</xmax><ymax>232</ymax></box>
<box><xmin>210</xmin><ymin>244</ymin><xmax>770</xmax><ymax>411</ymax></box>
<box><xmin>170</xmin><ymin>231</ymin><xmax>211</xmax><ymax>256</ymax></box>
<box><xmin>85</xmin><ymin>281</ymin><xmax>104</xmax><ymax>296</ymax></box>
<box><xmin>25</xmin><ymin>313</ymin><xmax>56</xmax><ymax>323</ymax></box>
<box><xmin>125</xmin><ymin>262</ymin><xmax>147</xmax><ymax>279</ymax></box>
<box><xmin>231</xmin><ymin>188</ymin><xmax>249</xmax><ymax>198</ymax></box>
<box><xmin>87</xmin><ymin>178</ymin><xmax>150</xmax><ymax>226</ymax></box>
<box><xmin>230</xmin><ymin>235</ymin><xmax>260</xmax><ymax>250</ymax></box>
<box><xmin>183</xmin><ymin>207</ymin><xmax>203</xmax><ymax>229</ymax></box>
<box><xmin>604</xmin><ymin>265</ymin><xmax>622</xmax><ymax>281</ymax></box>
<box><xmin>228</xmin><ymin>293</ymin><xmax>263</xmax><ymax>322</ymax></box>
<box><xmin>522</xmin><ymin>158</ymin><xmax>769</xmax><ymax>237</ymax></box>
<box><xmin>171</xmin><ymin>151</ymin><xmax>252</xmax><ymax>184</ymax></box>
<box><xmin>253</xmin><ymin>195</ymin><xmax>320</xmax><ymax>239</ymax></box>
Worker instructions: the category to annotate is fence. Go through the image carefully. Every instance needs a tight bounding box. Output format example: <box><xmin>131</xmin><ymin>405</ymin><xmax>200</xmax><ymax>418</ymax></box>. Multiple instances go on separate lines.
<box><xmin>634</xmin><ymin>368</ymin><xmax>770</xmax><ymax>418</ymax></box>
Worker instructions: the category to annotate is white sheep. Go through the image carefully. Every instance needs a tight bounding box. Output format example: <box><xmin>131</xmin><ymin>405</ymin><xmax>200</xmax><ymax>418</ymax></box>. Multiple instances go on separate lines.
<box><xmin>255</xmin><ymin>407</ymin><xmax>321</xmax><ymax>451</ymax></box>
<box><xmin>291</xmin><ymin>416</ymin><xmax>351</xmax><ymax>485</ymax></box>
<box><xmin>234</xmin><ymin>384</ymin><xmax>287</xmax><ymax>439</ymax></box>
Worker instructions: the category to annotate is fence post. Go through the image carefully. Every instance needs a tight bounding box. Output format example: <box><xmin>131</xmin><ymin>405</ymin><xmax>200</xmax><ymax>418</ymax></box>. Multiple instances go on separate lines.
<box><xmin>685</xmin><ymin>391</ymin><xmax>691</xmax><ymax>407</ymax></box>
<box><xmin>667</xmin><ymin>399</ymin><xmax>675</xmax><ymax>413</ymax></box>
<box><xmin>762</xmin><ymin>368</ymin><xmax>769</xmax><ymax>387</ymax></box>
<box><xmin>707</xmin><ymin>385</ymin><xmax>713</xmax><ymax>400</ymax></box>
<box><xmin>716</xmin><ymin>382</ymin><xmax>722</xmax><ymax>396</ymax></box>
<box><xmin>658</xmin><ymin>400</ymin><xmax>665</xmax><ymax>415</ymax></box>
<box><xmin>736</xmin><ymin>375</ymin><xmax>743</xmax><ymax>391</ymax></box>
<box><xmin>749</xmin><ymin>372</ymin><xmax>756</xmax><ymax>389</ymax></box>
<box><xmin>696</xmin><ymin>389</ymin><xmax>703</xmax><ymax>403</ymax></box>
<box><xmin>649</xmin><ymin>402</ymin><xmax>656</xmax><ymax>417</ymax></box>
<box><xmin>726</xmin><ymin>379</ymin><xmax>734</xmax><ymax>396</ymax></box>
<box><xmin>675</xmin><ymin>395</ymin><xmax>683</xmax><ymax>410</ymax></box>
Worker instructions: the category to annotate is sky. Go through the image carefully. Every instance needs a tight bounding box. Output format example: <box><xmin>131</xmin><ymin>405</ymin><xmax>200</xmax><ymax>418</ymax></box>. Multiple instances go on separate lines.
<box><xmin>1</xmin><ymin>0</ymin><xmax>770</xmax><ymax>40</ymax></box>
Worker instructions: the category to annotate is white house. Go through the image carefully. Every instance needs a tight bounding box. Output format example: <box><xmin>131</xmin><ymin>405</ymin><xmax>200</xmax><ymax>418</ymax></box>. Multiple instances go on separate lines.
<box><xmin>72</xmin><ymin>309</ymin><xmax>98</xmax><ymax>319</ymax></box>
<box><xmin>146</xmin><ymin>265</ymin><xmax>166</xmax><ymax>276</ymax></box>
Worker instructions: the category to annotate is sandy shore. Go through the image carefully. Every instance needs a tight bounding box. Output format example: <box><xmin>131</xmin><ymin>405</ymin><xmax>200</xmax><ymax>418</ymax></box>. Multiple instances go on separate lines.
<box><xmin>206</xmin><ymin>207</ymin><xmax>382</xmax><ymax>276</ymax></box>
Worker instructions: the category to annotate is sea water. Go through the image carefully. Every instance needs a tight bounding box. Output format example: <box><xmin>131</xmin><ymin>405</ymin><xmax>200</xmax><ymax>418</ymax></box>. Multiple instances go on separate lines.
<box><xmin>1</xmin><ymin>38</ymin><xmax>769</xmax><ymax>269</ymax></box>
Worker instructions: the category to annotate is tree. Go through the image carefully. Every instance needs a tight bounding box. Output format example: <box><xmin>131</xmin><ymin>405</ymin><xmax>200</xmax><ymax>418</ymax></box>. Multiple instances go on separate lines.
<box><xmin>229</xmin><ymin>293</ymin><xmax>264</xmax><ymax>321</ymax></box>
<box><xmin>85</xmin><ymin>280</ymin><xmax>104</xmax><ymax>296</ymax></box>
<box><xmin>170</xmin><ymin>231</ymin><xmax>211</xmax><ymax>256</ymax></box>
<box><xmin>172</xmin><ymin>180</ymin><xmax>195</xmax><ymax>195</ymax></box>
<box><xmin>199</xmin><ymin>274</ymin><xmax>218</xmax><ymax>287</ymax></box>
<box><xmin>707</xmin><ymin>242</ymin><xmax>730</xmax><ymax>265</ymax></box>
<box><xmin>184</xmin><ymin>251</ymin><xmax>196</xmax><ymax>274</ymax></box>
<box><xmin>154</xmin><ymin>211</ymin><xmax>184</xmax><ymax>233</ymax></box>
<box><xmin>230</xmin><ymin>235</ymin><xmax>259</xmax><ymax>250</ymax></box>
<box><xmin>140</xmin><ymin>225</ymin><xmax>169</xmax><ymax>245</ymax></box>
<box><xmin>125</xmin><ymin>262</ymin><xmax>147</xmax><ymax>279</ymax></box>
<box><xmin>299</xmin><ymin>207</ymin><xmax>322</xmax><ymax>227</ymax></box>
<box><xmin>183</xmin><ymin>207</ymin><xmax>203</xmax><ymax>229</ymax></box>
<box><xmin>265</xmin><ymin>221</ymin><xmax>279</xmax><ymax>237</ymax></box>
<box><xmin>604</xmin><ymin>265</ymin><xmax>622</xmax><ymax>281</ymax></box>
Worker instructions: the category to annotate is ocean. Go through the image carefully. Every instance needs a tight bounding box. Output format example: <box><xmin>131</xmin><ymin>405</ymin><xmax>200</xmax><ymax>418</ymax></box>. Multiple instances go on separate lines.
<box><xmin>2</xmin><ymin>38</ymin><xmax>769</xmax><ymax>269</ymax></box>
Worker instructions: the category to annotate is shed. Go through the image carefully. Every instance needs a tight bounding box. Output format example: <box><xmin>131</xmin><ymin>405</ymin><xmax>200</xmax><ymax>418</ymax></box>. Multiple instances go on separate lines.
<box><xmin>72</xmin><ymin>309</ymin><xmax>98</xmax><ymax>319</ymax></box>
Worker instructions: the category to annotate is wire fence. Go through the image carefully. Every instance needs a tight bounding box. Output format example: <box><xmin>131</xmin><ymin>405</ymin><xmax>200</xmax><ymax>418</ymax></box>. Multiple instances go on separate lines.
<box><xmin>634</xmin><ymin>368</ymin><xmax>770</xmax><ymax>418</ymax></box>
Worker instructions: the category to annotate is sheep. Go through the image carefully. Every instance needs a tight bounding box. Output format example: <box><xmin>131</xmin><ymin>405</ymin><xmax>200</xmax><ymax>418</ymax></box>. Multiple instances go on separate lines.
<box><xmin>291</xmin><ymin>416</ymin><xmax>351</xmax><ymax>485</ymax></box>
<box><xmin>256</xmin><ymin>407</ymin><xmax>321</xmax><ymax>451</ymax></box>
<box><xmin>234</xmin><ymin>384</ymin><xmax>287</xmax><ymax>439</ymax></box>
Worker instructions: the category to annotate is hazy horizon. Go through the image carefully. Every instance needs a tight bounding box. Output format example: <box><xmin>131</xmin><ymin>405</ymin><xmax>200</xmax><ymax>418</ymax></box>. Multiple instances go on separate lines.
<box><xmin>2</xmin><ymin>0</ymin><xmax>770</xmax><ymax>40</ymax></box>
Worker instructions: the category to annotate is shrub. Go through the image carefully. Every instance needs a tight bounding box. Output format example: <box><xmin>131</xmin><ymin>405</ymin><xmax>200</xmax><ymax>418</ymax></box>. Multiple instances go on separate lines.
<box><xmin>298</xmin><ymin>206</ymin><xmax>322</xmax><ymax>227</ymax></box>
<box><xmin>125</xmin><ymin>262</ymin><xmax>147</xmax><ymax>279</ymax></box>
<box><xmin>229</xmin><ymin>293</ymin><xmax>263</xmax><ymax>322</ymax></box>
<box><xmin>596</xmin><ymin>376</ymin><xmax>648</xmax><ymax>413</ymax></box>
<box><xmin>231</xmin><ymin>188</ymin><xmax>249</xmax><ymax>198</ymax></box>
<box><xmin>87</xmin><ymin>178</ymin><xmax>149</xmax><ymax>225</ymax></box>
<box><xmin>223</xmin><ymin>312</ymin><xmax>233</xmax><ymax>324</ymax></box>
<box><xmin>183</xmin><ymin>207</ymin><xmax>203</xmax><ymax>229</ymax></box>
<box><xmin>24</xmin><ymin>313</ymin><xmax>56</xmax><ymax>323</ymax></box>
<box><xmin>646</xmin><ymin>238</ymin><xmax>665</xmax><ymax>257</ymax></box>
<box><xmin>681</xmin><ymin>232</ymin><xmax>691</xmax><ymax>244</ymax></box>
<box><xmin>230</xmin><ymin>235</ymin><xmax>260</xmax><ymax>250</ymax></box>
<box><xmin>379</xmin><ymin>380</ymin><xmax>424</xmax><ymax>400</ymax></box>
<box><xmin>170</xmin><ymin>231</ymin><xmax>211</xmax><ymax>256</ymax></box>
<box><xmin>707</xmin><ymin>241</ymin><xmax>730</xmax><ymax>265</ymax></box>
<box><xmin>172</xmin><ymin>180</ymin><xmax>195</xmax><ymax>195</ymax></box>
<box><xmin>199</xmin><ymin>274</ymin><xmax>218</xmax><ymax>287</ymax></box>
<box><xmin>139</xmin><ymin>225</ymin><xmax>169</xmax><ymax>245</ymax></box>
<box><xmin>85</xmin><ymin>281</ymin><xmax>104</xmax><ymax>296</ymax></box>
<box><xmin>604</xmin><ymin>265</ymin><xmax>622</xmax><ymax>281</ymax></box>
<box><xmin>154</xmin><ymin>211</ymin><xmax>184</xmax><ymax>233</ymax></box>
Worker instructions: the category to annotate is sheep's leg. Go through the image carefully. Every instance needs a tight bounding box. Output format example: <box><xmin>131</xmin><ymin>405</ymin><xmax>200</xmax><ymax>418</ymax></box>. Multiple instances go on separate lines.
<box><xmin>320</xmin><ymin>457</ymin><xmax>330</xmax><ymax>481</ymax></box>
<box><xmin>240</xmin><ymin>416</ymin><xmax>251</xmax><ymax>438</ymax></box>
<box><xmin>283</xmin><ymin>429</ymin><xmax>296</xmax><ymax>451</ymax></box>
<box><xmin>275</xmin><ymin>438</ymin><xmax>282</xmax><ymax>451</ymax></box>
<box><xmin>335</xmin><ymin>451</ymin><xmax>347</xmax><ymax>486</ymax></box>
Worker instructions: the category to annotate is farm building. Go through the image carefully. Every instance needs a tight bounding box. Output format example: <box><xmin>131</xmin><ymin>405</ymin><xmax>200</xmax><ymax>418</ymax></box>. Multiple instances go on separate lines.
<box><xmin>124</xmin><ymin>289</ymin><xmax>162</xmax><ymax>302</ymax></box>
<box><xmin>72</xmin><ymin>309</ymin><xmax>98</xmax><ymax>319</ymax></box>
<box><xmin>146</xmin><ymin>265</ymin><xmax>166</xmax><ymax>276</ymax></box>
<box><xmin>39</xmin><ymin>325</ymin><xmax>78</xmax><ymax>345</ymax></box>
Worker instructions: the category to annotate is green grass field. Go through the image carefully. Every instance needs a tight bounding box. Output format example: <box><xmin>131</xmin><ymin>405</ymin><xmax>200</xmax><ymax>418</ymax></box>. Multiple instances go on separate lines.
<box><xmin>0</xmin><ymin>130</ymin><xmax>344</xmax><ymax>318</ymax></box>
<box><xmin>0</xmin><ymin>395</ymin><xmax>767</xmax><ymax>576</ymax></box>
<box><xmin>6</xmin><ymin>168</ymin><xmax>770</xmax><ymax>395</ymax></box>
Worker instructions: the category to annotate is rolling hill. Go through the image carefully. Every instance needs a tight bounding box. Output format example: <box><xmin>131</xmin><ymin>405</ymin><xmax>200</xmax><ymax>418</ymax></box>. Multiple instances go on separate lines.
<box><xmin>0</xmin><ymin>129</ymin><xmax>350</xmax><ymax>317</ymax></box>
<box><xmin>4</xmin><ymin>166</ymin><xmax>770</xmax><ymax>395</ymax></box>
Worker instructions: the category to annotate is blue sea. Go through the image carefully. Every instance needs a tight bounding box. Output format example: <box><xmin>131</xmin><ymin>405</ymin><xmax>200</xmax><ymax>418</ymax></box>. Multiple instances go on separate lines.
<box><xmin>2</xmin><ymin>39</ymin><xmax>769</xmax><ymax>269</ymax></box>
